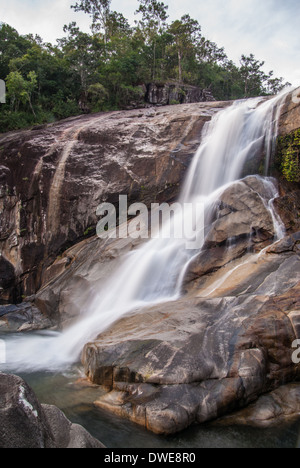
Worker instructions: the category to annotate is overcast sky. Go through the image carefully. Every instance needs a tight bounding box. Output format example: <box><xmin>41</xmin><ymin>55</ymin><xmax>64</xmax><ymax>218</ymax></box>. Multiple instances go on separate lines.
<box><xmin>1</xmin><ymin>0</ymin><xmax>299</xmax><ymax>86</ymax></box>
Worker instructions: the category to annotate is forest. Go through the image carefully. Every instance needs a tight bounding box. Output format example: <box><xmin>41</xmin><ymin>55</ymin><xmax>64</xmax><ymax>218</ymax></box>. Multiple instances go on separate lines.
<box><xmin>0</xmin><ymin>0</ymin><xmax>289</xmax><ymax>133</ymax></box>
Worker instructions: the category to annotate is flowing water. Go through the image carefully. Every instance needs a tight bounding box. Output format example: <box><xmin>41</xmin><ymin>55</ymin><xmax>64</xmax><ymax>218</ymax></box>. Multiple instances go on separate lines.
<box><xmin>1</xmin><ymin>91</ymin><xmax>291</xmax><ymax>372</ymax></box>
<box><xmin>0</xmin><ymin>90</ymin><xmax>296</xmax><ymax>447</ymax></box>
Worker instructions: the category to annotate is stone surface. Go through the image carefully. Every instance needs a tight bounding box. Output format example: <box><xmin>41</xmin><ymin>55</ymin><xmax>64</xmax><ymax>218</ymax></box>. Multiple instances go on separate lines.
<box><xmin>80</xmin><ymin>239</ymin><xmax>300</xmax><ymax>435</ymax></box>
<box><xmin>214</xmin><ymin>383</ymin><xmax>300</xmax><ymax>428</ymax></box>
<box><xmin>1</xmin><ymin>89</ymin><xmax>300</xmax><ymax>437</ymax></box>
<box><xmin>146</xmin><ymin>82</ymin><xmax>215</xmax><ymax>106</ymax></box>
<box><xmin>273</xmin><ymin>190</ymin><xmax>300</xmax><ymax>234</ymax></box>
<box><xmin>0</xmin><ymin>300</ymin><xmax>53</xmax><ymax>332</ymax></box>
<box><xmin>278</xmin><ymin>86</ymin><xmax>300</xmax><ymax>136</ymax></box>
<box><xmin>0</xmin><ymin>102</ymin><xmax>228</xmax><ymax>303</ymax></box>
<box><xmin>0</xmin><ymin>373</ymin><xmax>104</xmax><ymax>448</ymax></box>
<box><xmin>184</xmin><ymin>176</ymin><xmax>278</xmax><ymax>284</ymax></box>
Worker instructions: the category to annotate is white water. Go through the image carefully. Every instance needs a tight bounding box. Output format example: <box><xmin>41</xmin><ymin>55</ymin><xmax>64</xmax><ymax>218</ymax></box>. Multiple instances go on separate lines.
<box><xmin>1</xmin><ymin>91</ymin><xmax>291</xmax><ymax>372</ymax></box>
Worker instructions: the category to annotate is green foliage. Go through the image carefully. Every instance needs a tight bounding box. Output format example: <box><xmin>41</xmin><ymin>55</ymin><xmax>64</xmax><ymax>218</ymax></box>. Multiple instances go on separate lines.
<box><xmin>0</xmin><ymin>2</ymin><xmax>290</xmax><ymax>133</ymax></box>
<box><xmin>87</xmin><ymin>83</ymin><xmax>108</xmax><ymax>111</ymax></box>
<box><xmin>84</xmin><ymin>226</ymin><xmax>94</xmax><ymax>236</ymax></box>
<box><xmin>277</xmin><ymin>130</ymin><xmax>300</xmax><ymax>182</ymax></box>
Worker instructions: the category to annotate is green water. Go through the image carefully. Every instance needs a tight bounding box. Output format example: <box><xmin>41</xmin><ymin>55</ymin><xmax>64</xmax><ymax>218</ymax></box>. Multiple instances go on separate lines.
<box><xmin>14</xmin><ymin>367</ymin><xmax>300</xmax><ymax>449</ymax></box>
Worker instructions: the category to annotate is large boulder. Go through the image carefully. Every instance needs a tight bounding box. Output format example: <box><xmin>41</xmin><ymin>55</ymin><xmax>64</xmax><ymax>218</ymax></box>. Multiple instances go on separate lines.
<box><xmin>81</xmin><ymin>233</ymin><xmax>300</xmax><ymax>435</ymax></box>
<box><xmin>146</xmin><ymin>82</ymin><xmax>215</xmax><ymax>106</ymax></box>
<box><xmin>278</xmin><ymin>87</ymin><xmax>300</xmax><ymax>136</ymax></box>
<box><xmin>184</xmin><ymin>176</ymin><xmax>279</xmax><ymax>284</ymax></box>
<box><xmin>214</xmin><ymin>383</ymin><xmax>300</xmax><ymax>428</ymax></box>
<box><xmin>0</xmin><ymin>373</ymin><xmax>104</xmax><ymax>448</ymax></box>
<box><xmin>0</xmin><ymin>101</ymin><xmax>228</xmax><ymax>303</ymax></box>
<box><xmin>0</xmin><ymin>301</ymin><xmax>53</xmax><ymax>333</ymax></box>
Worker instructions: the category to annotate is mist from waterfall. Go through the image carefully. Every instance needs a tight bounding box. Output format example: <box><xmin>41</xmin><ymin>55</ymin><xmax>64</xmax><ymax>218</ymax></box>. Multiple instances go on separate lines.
<box><xmin>1</xmin><ymin>90</ymin><xmax>291</xmax><ymax>372</ymax></box>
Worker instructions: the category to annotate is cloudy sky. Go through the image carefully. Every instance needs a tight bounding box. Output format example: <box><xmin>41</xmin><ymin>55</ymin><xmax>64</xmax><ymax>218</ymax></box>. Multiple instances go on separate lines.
<box><xmin>1</xmin><ymin>0</ymin><xmax>299</xmax><ymax>86</ymax></box>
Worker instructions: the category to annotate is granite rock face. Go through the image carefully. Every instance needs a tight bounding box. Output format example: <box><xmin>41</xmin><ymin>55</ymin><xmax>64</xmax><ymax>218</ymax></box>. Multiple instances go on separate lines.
<box><xmin>0</xmin><ymin>373</ymin><xmax>104</xmax><ymax>448</ymax></box>
<box><xmin>214</xmin><ymin>383</ymin><xmax>300</xmax><ymax>428</ymax></box>
<box><xmin>0</xmin><ymin>102</ymin><xmax>228</xmax><ymax>303</ymax></box>
<box><xmin>0</xmin><ymin>300</ymin><xmax>52</xmax><ymax>332</ymax></box>
<box><xmin>184</xmin><ymin>176</ymin><xmax>279</xmax><ymax>284</ymax></box>
<box><xmin>1</xmin><ymin>89</ymin><xmax>300</xmax><ymax>436</ymax></box>
<box><xmin>146</xmin><ymin>82</ymin><xmax>215</xmax><ymax>106</ymax></box>
<box><xmin>82</xmin><ymin>241</ymin><xmax>300</xmax><ymax>434</ymax></box>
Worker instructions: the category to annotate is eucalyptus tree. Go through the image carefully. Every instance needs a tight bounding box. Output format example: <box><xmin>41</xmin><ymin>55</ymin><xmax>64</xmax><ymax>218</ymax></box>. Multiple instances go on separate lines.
<box><xmin>71</xmin><ymin>0</ymin><xmax>112</xmax><ymax>44</ymax></box>
<box><xmin>135</xmin><ymin>0</ymin><xmax>169</xmax><ymax>80</ymax></box>
<box><xmin>167</xmin><ymin>15</ymin><xmax>202</xmax><ymax>83</ymax></box>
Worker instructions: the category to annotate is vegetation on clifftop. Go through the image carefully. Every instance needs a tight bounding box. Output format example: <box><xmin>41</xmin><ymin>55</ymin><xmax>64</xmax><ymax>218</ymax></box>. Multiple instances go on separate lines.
<box><xmin>0</xmin><ymin>0</ymin><xmax>289</xmax><ymax>133</ymax></box>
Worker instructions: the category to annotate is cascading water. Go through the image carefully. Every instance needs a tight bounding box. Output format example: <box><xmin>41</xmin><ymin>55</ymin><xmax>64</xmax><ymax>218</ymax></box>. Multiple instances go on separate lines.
<box><xmin>1</xmin><ymin>90</ymin><xmax>291</xmax><ymax>372</ymax></box>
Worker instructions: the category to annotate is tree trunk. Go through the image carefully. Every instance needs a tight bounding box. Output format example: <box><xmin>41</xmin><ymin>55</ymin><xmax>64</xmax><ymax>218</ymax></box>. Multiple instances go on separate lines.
<box><xmin>152</xmin><ymin>40</ymin><xmax>156</xmax><ymax>81</ymax></box>
<box><xmin>28</xmin><ymin>96</ymin><xmax>36</xmax><ymax>118</ymax></box>
<box><xmin>178</xmin><ymin>49</ymin><xmax>182</xmax><ymax>83</ymax></box>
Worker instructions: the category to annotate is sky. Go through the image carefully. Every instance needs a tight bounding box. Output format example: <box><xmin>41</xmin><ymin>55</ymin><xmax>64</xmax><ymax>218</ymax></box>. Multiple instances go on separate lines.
<box><xmin>1</xmin><ymin>0</ymin><xmax>299</xmax><ymax>86</ymax></box>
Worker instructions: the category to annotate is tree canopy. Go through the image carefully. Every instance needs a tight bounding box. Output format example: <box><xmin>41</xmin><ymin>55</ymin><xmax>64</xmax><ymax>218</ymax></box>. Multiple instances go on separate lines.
<box><xmin>0</xmin><ymin>2</ymin><xmax>290</xmax><ymax>132</ymax></box>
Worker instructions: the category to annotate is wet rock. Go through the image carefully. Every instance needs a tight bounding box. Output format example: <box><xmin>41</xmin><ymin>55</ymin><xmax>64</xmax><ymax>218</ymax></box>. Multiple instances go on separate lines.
<box><xmin>0</xmin><ymin>256</ymin><xmax>16</xmax><ymax>303</ymax></box>
<box><xmin>0</xmin><ymin>301</ymin><xmax>53</xmax><ymax>332</ymax></box>
<box><xmin>273</xmin><ymin>190</ymin><xmax>300</xmax><ymax>233</ymax></box>
<box><xmin>265</xmin><ymin>231</ymin><xmax>300</xmax><ymax>254</ymax></box>
<box><xmin>81</xmin><ymin>249</ymin><xmax>300</xmax><ymax>435</ymax></box>
<box><xmin>214</xmin><ymin>383</ymin><xmax>300</xmax><ymax>428</ymax></box>
<box><xmin>33</xmin><ymin>233</ymin><xmax>146</xmax><ymax>326</ymax></box>
<box><xmin>278</xmin><ymin>86</ymin><xmax>300</xmax><ymax>136</ymax></box>
<box><xmin>185</xmin><ymin>176</ymin><xmax>278</xmax><ymax>284</ymax></box>
<box><xmin>205</xmin><ymin>177</ymin><xmax>276</xmax><ymax>246</ymax></box>
<box><xmin>0</xmin><ymin>373</ymin><xmax>104</xmax><ymax>448</ymax></box>
<box><xmin>0</xmin><ymin>102</ymin><xmax>228</xmax><ymax>302</ymax></box>
<box><xmin>41</xmin><ymin>404</ymin><xmax>104</xmax><ymax>449</ymax></box>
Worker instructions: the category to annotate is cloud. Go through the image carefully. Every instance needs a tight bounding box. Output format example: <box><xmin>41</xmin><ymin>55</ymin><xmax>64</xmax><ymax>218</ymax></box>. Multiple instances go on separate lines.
<box><xmin>1</xmin><ymin>0</ymin><xmax>90</xmax><ymax>42</ymax></box>
<box><xmin>1</xmin><ymin>0</ymin><xmax>299</xmax><ymax>85</ymax></box>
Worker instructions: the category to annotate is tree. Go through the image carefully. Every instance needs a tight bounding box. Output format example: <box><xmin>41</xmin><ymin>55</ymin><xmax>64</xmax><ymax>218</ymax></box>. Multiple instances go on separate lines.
<box><xmin>136</xmin><ymin>0</ymin><xmax>169</xmax><ymax>30</ymax></box>
<box><xmin>135</xmin><ymin>0</ymin><xmax>169</xmax><ymax>80</ymax></box>
<box><xmin>60</xmin><ymin>22</ymin><xmax>101</xmax><ymax>109</ymax></box>
<box><xmin>71</xmin><ymin>0</ymin><xmax>112</xmax><ymax>44</ymax></box>
<box><xmin>0</xmin><ymin>23</ymin><xmax>32</xmax><ymax>79</ymax></box>
<box><xmin>266</xmin><ymin>76</ymin><xmax>290</xmax><ymax>95</ymax></box>
<box><xmin>239</xmin><ymin>54</ymin><xmax>269</xmax><ymax>97</ymax></box>
<box><xmin>6</xmin><ymin>70</ymin><xmax>37</xmax><ymax>116</ymax></box>
<box><xmin>87</xmin><ymin>82</ymin><xmax>108</xmax><ymax>110</ymax></box>
<box><xmin>106</xmin><ymin>11</ymin><xmax>132</xmax><ymax>39</ymax></box>
<box><xmin>168</xmin><ymin>15</ymin><xmax>202</xmax><ymax>83</ymax></box>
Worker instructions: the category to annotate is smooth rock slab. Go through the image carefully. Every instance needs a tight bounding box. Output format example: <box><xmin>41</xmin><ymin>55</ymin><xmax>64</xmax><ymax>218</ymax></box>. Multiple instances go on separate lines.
<box><xmin>0</xmin><ymin>301</ymin><xmax>53</xmax><ymax>332</ymax></box>
<box><xmin>214</xmin><ymin>383</ymin><xmax>300</xmax><ymax>428</ymax></box>
<box><xmin>83</xmin><ymin>247</ymin><xmax>300</xmax><ymax>435</ymax></box>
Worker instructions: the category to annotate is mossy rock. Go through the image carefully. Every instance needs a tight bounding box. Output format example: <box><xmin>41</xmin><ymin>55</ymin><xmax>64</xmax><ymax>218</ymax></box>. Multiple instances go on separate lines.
<box><xmin>276</xmin><ymin>129</ymin><xmax>300</xmax><ymax>182</ymax></box>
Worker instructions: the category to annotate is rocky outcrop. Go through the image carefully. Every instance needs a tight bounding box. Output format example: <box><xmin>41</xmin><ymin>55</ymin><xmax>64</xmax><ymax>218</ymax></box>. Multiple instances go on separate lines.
<box><xmin>146</xmin><ymin>82</ymin><xmax>215</xmax><ymax>106</ymax></box>
<box><xmin>0</xmin><ymin>300</ymin><xmax>53</xmax><ymax>332</ymax></box>
<box><xmin>0</xmin><ymin>101</ymin><xmax>228</xmax><ymax>303</ymax></box>
<box><xmin>184</xmin><ymin>176</ymin><xmax>279</xmax><ymax>284</ymax></box>
<box><xmin>0</xmin><ymin>373</ymin><xmax>104</xmax><ymax>448</ymax></box>
<box><xmin>278</xmin><ymin>88</ymin><xmax>300</xmax><ymax>136</ymax></box>
<box><xmin>82</xmin><ymin>239</ymin><xmax>300</xmax><ymax>434</ymax></box>
<box><xmin>214</xmin><ymin>383</ymin><xmax>300</xmax><ymax>428</ymax></box>
<box><xmin>1</xmin><ymin>88</ymin><xmax>300</xmax><ymax>437</ymax></box>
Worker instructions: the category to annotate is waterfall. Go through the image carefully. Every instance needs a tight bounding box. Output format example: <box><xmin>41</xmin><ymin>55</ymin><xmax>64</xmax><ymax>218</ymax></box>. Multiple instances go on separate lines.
<box><xmin>1</xmin><ymin>90</ymin><xmax>291</xmax><ymax>372</ymax></box>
